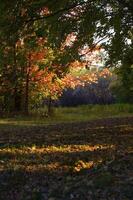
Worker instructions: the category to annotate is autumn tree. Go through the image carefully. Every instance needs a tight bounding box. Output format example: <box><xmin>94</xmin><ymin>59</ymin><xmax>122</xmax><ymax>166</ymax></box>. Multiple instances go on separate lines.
<box><xmin>0</xmin><ymin>1</ymin><xmax>67</xmax><ymax>114</ymax></box>
<box><xmin>1</xmin><ymin>0</ymin><xmax>132</xmax><ymax>66</ymax></box>
<box><xmin>0</xmin><ymin>0</ymin><xmax>132</xmax><ymax>113</ymax></box>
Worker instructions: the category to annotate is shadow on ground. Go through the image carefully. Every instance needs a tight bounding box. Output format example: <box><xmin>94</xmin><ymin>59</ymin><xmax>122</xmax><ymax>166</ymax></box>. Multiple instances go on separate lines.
<box><xmin>0</xmin><ymin>117</ymin><xmax>133</xmax><ymax>200</ymax></box>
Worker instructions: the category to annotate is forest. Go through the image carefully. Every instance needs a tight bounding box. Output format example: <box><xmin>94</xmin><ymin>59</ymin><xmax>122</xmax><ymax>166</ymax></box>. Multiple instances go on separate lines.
<box><xmin>0</xmin><ymin>1</ymin><xmax>133</xmax><ymax>200</ymax></box>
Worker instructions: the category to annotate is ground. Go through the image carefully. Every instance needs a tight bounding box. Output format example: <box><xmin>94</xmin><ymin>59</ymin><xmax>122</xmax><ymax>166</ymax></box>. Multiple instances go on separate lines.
<box><xmin>0</xmin><ymin>117</ymin><xmax>133</xmax><ymax>200</ymax></box>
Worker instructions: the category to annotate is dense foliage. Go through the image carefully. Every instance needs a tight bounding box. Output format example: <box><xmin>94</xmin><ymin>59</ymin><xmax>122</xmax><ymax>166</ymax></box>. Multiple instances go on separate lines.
<box><xmin>59</xmin><ymin>69</ymin><xmax>115</xmax><ymax>106</ymax></box>
<box><xmin>0</xmin><ymin>0</ymin><xmax>132</xmax><ymax>114</ymax></box>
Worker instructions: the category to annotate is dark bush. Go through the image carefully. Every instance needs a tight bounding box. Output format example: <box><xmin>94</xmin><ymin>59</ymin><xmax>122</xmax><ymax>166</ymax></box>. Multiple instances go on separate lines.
<box><xmin>59</xmin><ymin>77</ymin><xmax>115</xmax><ymax>107</ymax></box>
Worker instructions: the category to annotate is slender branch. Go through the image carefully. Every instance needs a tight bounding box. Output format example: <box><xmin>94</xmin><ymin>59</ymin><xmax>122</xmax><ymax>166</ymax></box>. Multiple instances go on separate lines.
<box><xmin>26</xmin><ymin>1</ymin><xmax>86</xmax><ymax>23</ymax></box>
<box><xmin>80</xmin><ymin>36</ymin><xmax>108</xmax><ymax>57</ymax></box>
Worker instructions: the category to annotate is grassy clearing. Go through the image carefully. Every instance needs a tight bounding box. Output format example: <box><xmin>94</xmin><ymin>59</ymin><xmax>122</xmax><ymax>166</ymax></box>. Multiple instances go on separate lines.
<box><xmin>0</xmin><ymin>104</ymin><xmax>133</xmax><ymax>126</ymax></box>
<box><xmin>0</xmin><ymin>117</ymin><xmax>133</xmax><ymax>200</ymax></box>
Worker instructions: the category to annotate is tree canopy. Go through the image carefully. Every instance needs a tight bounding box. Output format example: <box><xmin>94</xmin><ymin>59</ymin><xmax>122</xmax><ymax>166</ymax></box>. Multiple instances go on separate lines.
<box><xmin>0</xmin><ymin>0</ymin><xmax>132</xmax><ymax>63</ymax></box>
<box><xmin>0</xmin><ymin>0</ymin><xmax>133</xmax><ymax>113</ymax></box>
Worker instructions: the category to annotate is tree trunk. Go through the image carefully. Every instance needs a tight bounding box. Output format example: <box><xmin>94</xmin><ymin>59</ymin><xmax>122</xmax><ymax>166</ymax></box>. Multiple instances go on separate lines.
<box><xmin>47</xmin><ymin>96</ymin><xmax>52</xmax><ymax>116</ymax></box>
<box><xmin>24</xmin><ymin>72</ymin><xmax>29</xmax><ymax>115</ymax></box>
<box><xmin>24</xmin><ymin>53</ymin><xmax>31</xmax><ymax>115</ymax></box>
<box><xmin>14</xmin><ymin>87</ymin><xmax>22</xmax><ymax>112</ymax></box>
<box><xmin>12</xmin><ymin>43</ymin><xmax>22</xmax><ymax>113</ymax></box>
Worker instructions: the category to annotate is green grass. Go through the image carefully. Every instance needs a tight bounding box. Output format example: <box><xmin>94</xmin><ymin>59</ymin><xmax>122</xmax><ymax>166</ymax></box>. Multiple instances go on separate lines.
<box><xmin>0</xmin><ymin>104</ymin><xmax>133</xmax><ymax>126</ymax></box>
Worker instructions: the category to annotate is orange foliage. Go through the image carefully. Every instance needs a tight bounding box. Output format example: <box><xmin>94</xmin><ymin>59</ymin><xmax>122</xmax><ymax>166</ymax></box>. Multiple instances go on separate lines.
<box><xmin>4</xmin><ymin>37</ymin><xmax>111</xmax><ymax>102</ymax></box>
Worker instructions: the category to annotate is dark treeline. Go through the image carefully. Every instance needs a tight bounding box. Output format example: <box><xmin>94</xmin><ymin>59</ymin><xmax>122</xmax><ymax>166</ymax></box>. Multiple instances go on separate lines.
<box><xmin>59</xmin><ymin>78</ymin><xmax>115</xmax><ymax>107</ymax></box>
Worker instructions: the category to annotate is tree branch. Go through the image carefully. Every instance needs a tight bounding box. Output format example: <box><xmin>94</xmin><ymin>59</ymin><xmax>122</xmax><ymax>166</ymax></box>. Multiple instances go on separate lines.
<box><xmin>26</xmin><ymin>1</ymin><xmax>86</xmax><ymax>23</ymax></box>
<box><xmin>80</xmin><ymin>36</ymin><xmax>109</xmax><ymax>57</ymax></box>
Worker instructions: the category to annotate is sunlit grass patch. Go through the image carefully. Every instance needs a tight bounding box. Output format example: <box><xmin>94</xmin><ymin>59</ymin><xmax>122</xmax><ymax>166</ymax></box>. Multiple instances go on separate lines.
<box><xmin>0</xmin><ymin>104</ymin><xmax>133</xmax><ymax>126</ymax></box>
